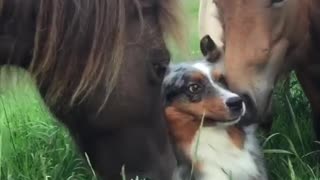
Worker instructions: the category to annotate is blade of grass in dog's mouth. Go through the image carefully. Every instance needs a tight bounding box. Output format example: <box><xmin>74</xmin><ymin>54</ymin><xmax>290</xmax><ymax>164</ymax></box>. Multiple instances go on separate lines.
<box><xmin>189</xmin><ymin>110</ymin><xmax>206</xmax><ymax>180</ymax></box>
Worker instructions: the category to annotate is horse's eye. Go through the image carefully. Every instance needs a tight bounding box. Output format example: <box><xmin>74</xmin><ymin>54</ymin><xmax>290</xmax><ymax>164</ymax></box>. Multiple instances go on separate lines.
<box><xmin>152</xmin><ymin>62</ymin><xmax>168</xmax><ymax>79</ymax></box>
<box><xmin>271</xmin><ymin>0</ymin><xmax>287</xmax><ymax>8</ymax></box>
<box><xmin>149</xmin><ymin>49</ymin><xmax>170</xmax><ymax>84</ymax></box>
<box><xmin>187</xmin><ymin>83</ymin><xmax>203</xmax><ymax>94</ymax></box>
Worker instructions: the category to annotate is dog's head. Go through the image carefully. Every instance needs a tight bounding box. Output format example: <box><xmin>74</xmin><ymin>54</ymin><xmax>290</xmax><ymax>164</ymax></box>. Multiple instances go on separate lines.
<box><xmin>163</xmin><ymin>62</ymin><xmax>246</xmax><ymax>126</ymax></box>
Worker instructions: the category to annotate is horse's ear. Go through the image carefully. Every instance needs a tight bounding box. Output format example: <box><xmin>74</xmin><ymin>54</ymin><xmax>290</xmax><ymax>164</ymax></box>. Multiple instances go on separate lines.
<box><xmin>200</xmin><ymin>35</ymin><xmax>220</xmax><ymax>63</ymax></box>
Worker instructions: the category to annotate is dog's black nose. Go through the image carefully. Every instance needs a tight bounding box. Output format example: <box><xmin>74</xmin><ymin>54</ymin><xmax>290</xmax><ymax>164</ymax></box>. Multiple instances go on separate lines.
<box><xmin>226</xmin><ymin>96</ymin><xmax>243</xmax><ymax>112</ymax></box>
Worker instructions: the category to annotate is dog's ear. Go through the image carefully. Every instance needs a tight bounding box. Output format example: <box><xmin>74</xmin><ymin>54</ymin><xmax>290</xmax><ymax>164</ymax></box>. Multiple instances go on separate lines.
<box><xmin>200</xmin><ymin>35</ymin><xmax>216</xmax><ymax>56</ymax></box>
<box><xmin>200</xmin><ymin>35</ymin><xmax>220</xmax><ymax>63</ymax></box>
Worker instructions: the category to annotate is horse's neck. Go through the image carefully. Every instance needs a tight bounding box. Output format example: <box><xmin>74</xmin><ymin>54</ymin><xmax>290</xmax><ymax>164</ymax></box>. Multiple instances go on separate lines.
<box><xmin>299</xmin><ymin>0</ymin><xmax>320</xmax><ymax>79</ymax></box>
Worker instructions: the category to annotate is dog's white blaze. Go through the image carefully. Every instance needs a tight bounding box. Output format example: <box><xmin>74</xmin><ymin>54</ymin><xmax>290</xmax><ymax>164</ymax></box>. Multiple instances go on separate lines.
<box><xmin>191</xmin><ymin>125</ymin><xmax>262</xmax><ymax>180</ymax></box>
<box><xmin>199</xmin><ymin>0</ymin><xmax>224</xmax><ymax>49</ymax></box>
<box><xmin>192</xmin><ymin>62</ymin><xmax>237</xmax><ymax>103</ymax></box>
<box><xmin>192</xmin><ymin>62</ymin><xmax>246</xmax><ymax>126</ymax></box>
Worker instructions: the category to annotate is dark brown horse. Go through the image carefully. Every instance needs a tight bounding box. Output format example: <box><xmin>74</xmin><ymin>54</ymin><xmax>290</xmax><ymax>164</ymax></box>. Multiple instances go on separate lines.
<box><xmin>199</xmin><ymin>0</ymin><xmax>320</xmax><ymax>137</ymax></box>
<box><xmin>0</xmin><ymin>0</ymin><xmax>183</xmax><ymax>179</ymax></box>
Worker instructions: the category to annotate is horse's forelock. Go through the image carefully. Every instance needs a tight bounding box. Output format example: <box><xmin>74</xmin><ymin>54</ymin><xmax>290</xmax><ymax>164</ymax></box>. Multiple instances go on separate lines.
<box><xmin>11</xmin><ymin>0</ymin><xmax>183</xmax><ymax>108</ymax></box>
<box><xmin>0</xmin><ymin>0</ymin><xmax>3</xmax><ymax>13</ymax></box>
<box><xmin>157</xmin><ymin>0</ymin><xmax>184</xmax><ymax>47</ymax></box>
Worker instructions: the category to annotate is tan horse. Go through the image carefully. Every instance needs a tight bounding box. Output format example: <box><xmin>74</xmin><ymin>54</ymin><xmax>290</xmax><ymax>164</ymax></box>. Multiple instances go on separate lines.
<box><xmin>199</xmin><ymin>0</ymin><xmax>320</xmax><ymax>137</ymax></box>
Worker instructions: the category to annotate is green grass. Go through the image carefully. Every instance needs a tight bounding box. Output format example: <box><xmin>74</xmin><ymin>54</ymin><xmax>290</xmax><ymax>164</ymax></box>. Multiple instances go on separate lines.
<box><xmin>0</xmin><ymin>67</ymin><xmax>94</xmax><ymax>180</ymax></box>
<box><xmin>0</xmin><ymin>0</ymin><xmax>319</xmax><ymax>179</ymax></box>
<box><xmin>169</xmin><ymin>0</ymin><xmax>202</xmax><ymax>61</ymax></box>
<box><xmin>261</xmin><ymin>74</ymin><xmax>320</xmax><ymax>180</ymax></box>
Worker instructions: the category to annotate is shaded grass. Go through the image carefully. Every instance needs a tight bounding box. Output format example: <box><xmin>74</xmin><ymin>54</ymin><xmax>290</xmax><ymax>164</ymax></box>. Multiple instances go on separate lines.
<box><xmin>0</xmin><ymin>0</ymin><xmax>319</xmax><ymax>179</ymax></box>
<box><xmin>262</xmin><ymin>73</ymin><xmax>320</xmax><ymax>180</ymax></box>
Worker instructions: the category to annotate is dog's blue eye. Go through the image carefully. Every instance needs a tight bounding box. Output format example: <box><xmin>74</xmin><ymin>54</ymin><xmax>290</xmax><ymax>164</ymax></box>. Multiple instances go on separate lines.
<box><xmin>188</xmin><ymin>83</ymin><xmax>202</xmax><ymax>94</ymax></box>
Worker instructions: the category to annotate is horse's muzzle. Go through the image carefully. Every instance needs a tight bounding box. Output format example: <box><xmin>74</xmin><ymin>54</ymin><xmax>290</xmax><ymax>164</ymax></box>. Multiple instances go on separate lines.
<box><xmin>238</xmin><ymin>93</ymin><xmax>258</xmax><ymax>126</ymax></box>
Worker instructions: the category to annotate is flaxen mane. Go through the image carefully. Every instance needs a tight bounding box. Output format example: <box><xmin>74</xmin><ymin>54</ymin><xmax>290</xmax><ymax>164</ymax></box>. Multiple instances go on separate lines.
<box><xmin>0</xmin><ymin>0</ymin><xmax>182</xmax><ymax>107</ymax></box>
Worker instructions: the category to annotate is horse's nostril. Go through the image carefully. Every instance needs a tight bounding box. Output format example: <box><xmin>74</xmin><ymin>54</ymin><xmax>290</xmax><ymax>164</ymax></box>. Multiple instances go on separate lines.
<box><xmin>226</xmin><ymin>97</ymin><xmax>243</xmax><ymax>112</ymax></box>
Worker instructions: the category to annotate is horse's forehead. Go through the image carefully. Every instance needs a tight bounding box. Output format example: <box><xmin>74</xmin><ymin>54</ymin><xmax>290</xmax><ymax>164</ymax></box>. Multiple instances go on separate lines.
<box><xmin>213</xmin><ymin>0</ymin><xmax>269</xmax><ymax>27</ymax></box>
<box><xmin>128</xmin><ymin>0</ymin><xmax>163</xmax><ymax>9</ymax></box>
<box><xmin>125</xmin><ymin>0</ymin><xmax>161</xmax><ymax>18</ymax></box>
<box><xmin>215</xmin><ymin>0</ymin><xmax>262</xmax><ymax>13</ymax></box>
<box><xmin>216</xmin><ymin>0</ymin><xmax>255</xmax><ymax>6</ymax></box>
<box><xmin>137</xmin><ymin>0</ymin><xmax>158</xmax><ymax>6</ymax></box>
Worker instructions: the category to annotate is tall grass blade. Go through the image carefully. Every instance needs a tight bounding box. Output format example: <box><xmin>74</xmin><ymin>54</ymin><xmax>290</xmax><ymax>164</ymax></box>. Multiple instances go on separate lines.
<box><xmin>189</xmin><ymin>110</ymin><xmax>205</xmax><ymax>180</ymax></box>
<box><xmin>305</xmin><ymin>164</ymin><xmax>316</xmax><ymax>179</ymax></box>
<box><xmin>288</xmin><ymin>158</ymin><xmax>296</xmax><ymax>180</ymax></box>
<box><xmin>262</xmin><ymin>133</ymin><xmax>280</xmax><ymax>148</ymax></box>
<box><xmin>84</xmin><ymin>152</ymin><xmax>97</xmax><ymax>180</ymax></box>
<box><xmin>0</xmin><ymin>130</ymin><xmax>2</xmax><ymax>179</ymax></box>
<box><xmin>285</xmin><ymin>95</ymin><xmax>304</xmax><ymax>152</ymax></box>
<box><xmin>264</xmin><ymin>149</ymin><xmax>294</xmax><ymax>155</ymax></box>
<box><xmin>302</xmin><ymin>150</ymin><xmax>320</xmax><ymax>159</ymax></box>
<box><xmin>121</xmin><ymin>165</ymin><xmax>126</xmax><ymax>180</ymax></box>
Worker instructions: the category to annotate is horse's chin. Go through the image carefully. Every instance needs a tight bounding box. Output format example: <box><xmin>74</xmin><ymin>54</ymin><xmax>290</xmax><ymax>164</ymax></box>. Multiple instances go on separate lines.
<box><xmin>238</xmin><ymin>95</ymin><xmax>258</xmax><ymax>126</ymax></box>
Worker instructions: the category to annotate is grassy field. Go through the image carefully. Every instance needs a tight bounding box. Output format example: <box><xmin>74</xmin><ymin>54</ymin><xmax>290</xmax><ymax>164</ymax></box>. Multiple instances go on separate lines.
<box><xmin>1</xmin><ymin>0</ymin><xmax>320</xmax><ymax>179</ymax></box>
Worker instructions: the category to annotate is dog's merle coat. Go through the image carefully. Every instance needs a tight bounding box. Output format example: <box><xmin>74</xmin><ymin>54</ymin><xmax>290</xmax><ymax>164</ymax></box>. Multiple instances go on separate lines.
<box><xmin>163</xmin><ymin>62</ymin><xmax>268</xmax><ymax>180</ymax></box>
